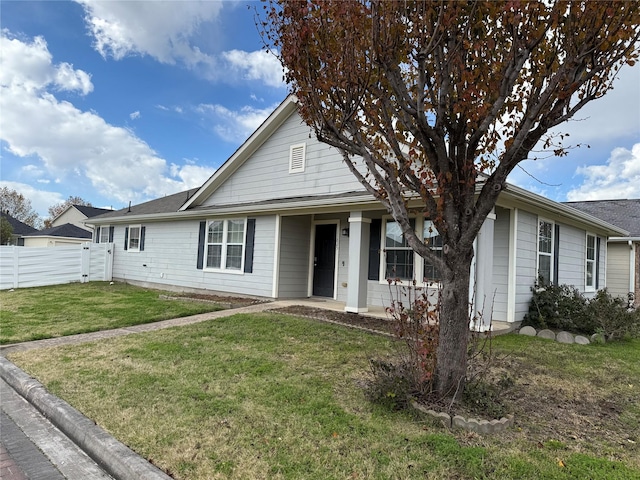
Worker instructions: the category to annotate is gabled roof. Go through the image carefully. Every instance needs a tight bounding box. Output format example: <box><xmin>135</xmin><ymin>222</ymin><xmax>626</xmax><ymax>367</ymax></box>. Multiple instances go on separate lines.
<box><xmin>180</xmin><ymin>95</ymin><xmax>298</xmax><ymax>211</ymax></box>
<box><xmin>25</xmin><ymin>223</ymin><xmax>91</xmax><ymax>239</ymax></box>
<box><xmin>564</xmin><ymin>199</ymin><xmax>640</xmax><ymax>237</ymax></box>
<box><xmin>72</xmin><ymin>205</ymin><xmax>113</xmax><ymax>218</ymax></box>
<box><xmin>88</xmin><ymin>188</ymin><xmax>200</xmax><ymax>223</ymax></box>
<box><xmin>0</xmin><ymin>212</ymin><xmax>39</xmax><ymax>235</ymax></box>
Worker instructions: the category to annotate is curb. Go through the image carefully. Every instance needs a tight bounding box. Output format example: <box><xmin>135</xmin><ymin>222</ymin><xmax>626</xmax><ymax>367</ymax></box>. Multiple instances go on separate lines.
<box><xmin>0</xmin><ymin>357</ymin><xmax>172</xmax><ymax>480</ymax></box>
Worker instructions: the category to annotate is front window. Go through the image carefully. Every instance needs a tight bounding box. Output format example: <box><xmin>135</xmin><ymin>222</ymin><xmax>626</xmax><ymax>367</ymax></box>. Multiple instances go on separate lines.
<box><xmin>128</xmin><ymin>225</ymin><xmax>141</xmax><ymax>251</ymax></box>
<box><xmin>586</xmin><ymin>234</ymin><xmax>596</xmax><ymax>290</ymax></box>
<box><xmin>206</xmin><ymin>219</ymin><xmax>246</xmax><ymax>271</ymax></box>
<box><xmin>99</xmin><ymin>226</ymin><xmax>110</xmax><ymax>243</ymax></box>
<box><xmin>384</xmin><ymin>220</ymin><xmax>414</xmax><ymax>280</ymax></box>
<box><xmin>537</xmin><ymin>220</ymin><xmax>553</xmax><ymax>285</ymax></box>
<box><xmin>423</xmin><ymin>220</ymin><xmax>443</xmax><ymax>283</ymax></box>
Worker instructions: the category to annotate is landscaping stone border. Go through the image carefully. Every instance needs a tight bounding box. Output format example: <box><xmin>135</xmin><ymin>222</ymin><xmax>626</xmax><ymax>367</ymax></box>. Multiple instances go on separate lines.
<box><xmin>517</xmin><ymin>325</ymin><xmax>594</xmax><ymax>344</ymax></box>
<box><xmin>410</xmin><ymin>400</ymin><xmax>514</xmax><ymax>434</ymax></box>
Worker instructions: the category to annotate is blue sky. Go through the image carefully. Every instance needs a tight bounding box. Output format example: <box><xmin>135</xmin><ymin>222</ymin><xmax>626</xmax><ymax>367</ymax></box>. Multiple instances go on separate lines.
<box><xmin>1</xmin><ymin>1</ymin><xmax>639</xmax><ymax>220</ymax></box>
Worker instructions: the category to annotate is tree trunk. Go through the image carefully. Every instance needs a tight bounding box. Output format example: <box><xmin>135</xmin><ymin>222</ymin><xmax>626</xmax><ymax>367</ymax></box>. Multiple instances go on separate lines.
<box><xmin>434</xmin><ymin>252</ymin><xmax>474</xmax><ymax>399</ymax></box>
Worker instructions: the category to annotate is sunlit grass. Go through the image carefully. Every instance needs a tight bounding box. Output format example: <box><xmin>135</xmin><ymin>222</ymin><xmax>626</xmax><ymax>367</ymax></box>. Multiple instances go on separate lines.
<box><xmin>8</xmin><ymin>313</ymin><xmax>640</xmax><ymax>480</ymax></box>
<box><xmin>0</xmin><ymin>282</ymin><xmax>225</xmax><ymax>344</ymax></box>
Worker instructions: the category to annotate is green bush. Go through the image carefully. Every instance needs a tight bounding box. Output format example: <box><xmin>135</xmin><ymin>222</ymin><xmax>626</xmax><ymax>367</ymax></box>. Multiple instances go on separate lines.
<box><xmin>524</xmin><ymin>285</ymin><xmax>640</xmax><ymax>339</ymax></box>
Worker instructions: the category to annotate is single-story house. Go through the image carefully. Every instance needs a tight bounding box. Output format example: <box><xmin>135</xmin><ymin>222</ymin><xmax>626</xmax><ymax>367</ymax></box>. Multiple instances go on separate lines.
<box><xmin>0</xmin><ymin>211</ymin><xmax>39</xmax><ymax>246</ymax></box>
<box><xmin>88</xmin><ymin>96</ymin><xmax>627</xmax><ymax>328</ymax></box>
<box><xmin>22</xmin><ymin>204</ymin><xmax>113</xmax><ymax>247</ymax></box>
<box><xmin>565</xmin><ymin>199</ymin><xmax>640</xmax><ymax>307</ymax></box>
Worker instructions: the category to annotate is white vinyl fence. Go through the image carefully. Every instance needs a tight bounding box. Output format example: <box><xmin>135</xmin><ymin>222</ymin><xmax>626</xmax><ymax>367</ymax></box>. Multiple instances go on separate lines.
<box><xmin>0</xmin><ymin>243</ymin><xmax>113</xmax><ymax>290</ymax></box>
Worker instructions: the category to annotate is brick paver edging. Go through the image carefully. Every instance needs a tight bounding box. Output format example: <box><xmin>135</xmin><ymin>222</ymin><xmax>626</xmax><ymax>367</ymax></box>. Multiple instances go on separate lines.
<box><xmin>410</xmin><ymin>401</ymin><xmax>514</xmax><ymax>434</ymax></box>
<box><xmin>0</xmin><ymin>357</ymin><xmax>172</xmax><ymax>480</ymax></box>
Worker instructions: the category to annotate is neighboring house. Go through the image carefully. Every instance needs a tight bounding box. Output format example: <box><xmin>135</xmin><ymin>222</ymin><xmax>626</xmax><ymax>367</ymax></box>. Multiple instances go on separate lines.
<box><xmin>22</xmin><ymin>204</ymin><xmax>114</xmax><ymax>247</ymax></box>
<box><xmin>88</xmin><ymin>96</ymin><xmax>626</xmax><ymax>328</ymax></box>
<box><xmin>565</xmin><ymin>199</ymin><xmax>640</xmax><ymax>306</ymax></box>
<box><xmin>0</xmin><ymin>212</ymin><xmax>39</xmax><ymax>246</ymax></box>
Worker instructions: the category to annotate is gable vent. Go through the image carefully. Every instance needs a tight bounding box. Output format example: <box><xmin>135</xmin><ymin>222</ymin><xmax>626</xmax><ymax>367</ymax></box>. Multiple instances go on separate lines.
<box><xmin>289</xmin><ymin>143</ymin><xmax>306</xmax><ymax>173</ymax></box>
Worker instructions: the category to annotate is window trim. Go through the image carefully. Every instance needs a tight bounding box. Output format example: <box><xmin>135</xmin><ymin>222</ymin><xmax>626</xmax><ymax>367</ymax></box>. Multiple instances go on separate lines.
<box><xmin>204</xmin><ymin>218</ymin><xmax>247</xmax><ymax>274</ymax></box>
<box><xmin>585</xmin><ymin>233</ymin><xmax>596</xmax><ymax>292</ymax></box>
<box><xmin>289</xmin><ymin>143</ymin><xmax>306</xmax><ymax>173</ymax></box>
<box><xmin>99</xmin><ymin>226</ymin><xmax>111</xmax><ymax>243</ymax></box>
<box><xmin>127</xmin><ymin>224</ymin><xmax>142</xmax><ymax>252</ymax></box>
<box><xmin>536</xmin><ymin>218</ymin><xmax>554</xmax><ymax>286</ymax></box>
<box><xmin>378</xmin><ymin>217</ymin><xmax>443</xmax><ymax>286</ymax></box>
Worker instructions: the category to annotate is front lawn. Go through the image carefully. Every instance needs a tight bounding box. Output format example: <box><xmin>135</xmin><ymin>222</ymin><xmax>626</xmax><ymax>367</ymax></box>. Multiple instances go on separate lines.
<box><xmin>0</xmin><ymin>282</ymin><xmax>226</xmax><ymax>344</ymax></box>
<box><xmin>7</xmin><ymin>312</ymin><xmax>640</xmax><ymax>480</ymax></box>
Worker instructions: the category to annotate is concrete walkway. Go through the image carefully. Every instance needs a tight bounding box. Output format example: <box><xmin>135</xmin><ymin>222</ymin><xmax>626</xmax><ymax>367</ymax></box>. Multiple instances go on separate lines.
<box><xmin>0</xmin><ymin>298</ymin><xmax>516</xmax><ymax>479</ymax></box>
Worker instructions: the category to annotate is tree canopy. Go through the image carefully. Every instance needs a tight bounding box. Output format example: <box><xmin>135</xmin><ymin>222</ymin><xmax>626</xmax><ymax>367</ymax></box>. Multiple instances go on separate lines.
<box><xmin>45</xmin><ymin>196</ymin><xmax>93</xmax><ymax>228</ymax></box>
<box><xmin>263</xmin><ymin>0</ymin><xmax>640</xmax><ymax>397</ymax></box>
<box><xmin>0</xmin><ymin>187</ymin><xmax>41</xmax><ymax>228</ymax></box>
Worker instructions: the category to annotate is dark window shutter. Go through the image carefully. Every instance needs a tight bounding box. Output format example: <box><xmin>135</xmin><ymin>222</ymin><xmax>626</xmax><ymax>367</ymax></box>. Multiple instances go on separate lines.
<box><xmin>553</xmin><ymin>224</ymin><xmax>560</xmax><ymax>285</ymax></box>
<box><xmin>368</xmin><ymin>219</ymin><xmax>382</xmax><ymax>280</ymax></box>
<box><xmin>17</xmin><ymin>238</ymin><xmax>25</xmax><ymax>246</ymax></box>
<box><xmin>108</xmin><ymin>226</ymin><xmax>114</xmax><ymax>243</ymax></box>
<box><xmin>244</xmin><ymin>218</ymin><xmax>256</xmax><ymax>273</ymax></box>
<box><xmin>196</xmin><ymin>221</ymin><xmax>206</xmax><ymax>270</ymax></box>
<box><xmin>140</xmin><ymin>226</ymin><xmax>146</xmax><ymax>251</ymax></box>
<box><xmin>596</xmin><ymin>237</ymin><xmax>601</xmax><ymax>289</ymax></box>
<box><xmin>124</xmin><ymin>227</ymin><xmax>129</xmax><ymax>250</ymax></box>
<box><xmin>95</xmin><ymin>227</ymin><xmax>101</xmax><ymax>243</ymax></box>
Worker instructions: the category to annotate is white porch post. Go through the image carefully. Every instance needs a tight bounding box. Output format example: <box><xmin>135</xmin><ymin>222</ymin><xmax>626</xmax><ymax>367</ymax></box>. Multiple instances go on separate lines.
<box><xmin>472</xmin><ymin>210</ymin><xmax>496</xmax><ymax>331</ymax></box>
<box><xmin>345</xmin><ymin>212</ymin><xmax>370</xmax><ymax>313</ymax></box>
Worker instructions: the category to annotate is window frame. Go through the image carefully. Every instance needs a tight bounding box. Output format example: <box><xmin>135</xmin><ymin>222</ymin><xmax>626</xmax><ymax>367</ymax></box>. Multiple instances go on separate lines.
<box><xmin>585</xmin><ymin>233</ymin><xmax>596</xmax><ymax>291</ymax></box>
<box><xmin>99</xmin><ymin>226</ymin><xmax>111</xmax><ymax>243</ymax></box>
<box><xmin>204</xmin><ymin>218</ymin><xmax>247</xmax><ymax>273</ymax></box>
<box><xmin>379</xmin><ymin>217</ymin><xmax>443</xmax><ymax>286</ymax></box>
<box><xmin>422</xmin><ymin>219</ymin><xmax>443</xmax><ymax>285</ymax></box>
<box><xmin>537</xmin><ymin>218</ymin><xmax>554</xmax><ymax>286</ymax></box>
<box><xmin>127</xmin><ymin>224</ymin><xmax>141</xmax><ymax>252</ymax></box>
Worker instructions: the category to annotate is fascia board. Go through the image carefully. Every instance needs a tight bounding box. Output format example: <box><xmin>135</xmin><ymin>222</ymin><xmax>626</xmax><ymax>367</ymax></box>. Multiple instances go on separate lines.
<box><xmin>179</xmin><ymin>95</ymin><xmax>299</xmax><ymax>212</ymax></box>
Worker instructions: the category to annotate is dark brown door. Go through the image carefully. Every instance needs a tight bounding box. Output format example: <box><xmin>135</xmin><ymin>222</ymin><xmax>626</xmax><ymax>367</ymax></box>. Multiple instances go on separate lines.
<box><xmin>312</xmin><ymin>224</ymin><xmax>336</xmax><ymax>297</ymax></box>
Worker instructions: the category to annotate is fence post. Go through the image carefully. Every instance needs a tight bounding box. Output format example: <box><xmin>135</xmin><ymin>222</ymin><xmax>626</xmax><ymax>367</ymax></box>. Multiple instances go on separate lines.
<box><xmin>104</xmin><ymin>243</ymin><xmax>113</xmax><ymax>281</ymax></box>
<box><xmin>12</xmin><ymin>246</ymin><xmax>19</xmax><ymax>289</ymax></box>
<box><xmin>81</xmin><ymin>243</ymin><xmax>91</xmax><ymax>283</ymax></box>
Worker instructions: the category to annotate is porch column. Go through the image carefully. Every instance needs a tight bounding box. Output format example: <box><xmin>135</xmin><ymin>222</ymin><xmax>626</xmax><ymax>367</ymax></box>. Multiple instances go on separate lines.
<box><xmin>345</xmin><ymin>212</ymin><xmax>371</xmax><ymax>313</ymax></box>
<box><xmin>472</xmin><ymin>210</ymin><xmax>496</xmax><ymax>331</ymax></box>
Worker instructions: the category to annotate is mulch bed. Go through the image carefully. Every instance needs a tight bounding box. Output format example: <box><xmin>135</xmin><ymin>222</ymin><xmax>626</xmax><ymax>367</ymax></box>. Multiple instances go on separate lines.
<box><xmin>271</xmin><ymin>305</ymin><xmax>393</xmax><ymax>335</ymax></box>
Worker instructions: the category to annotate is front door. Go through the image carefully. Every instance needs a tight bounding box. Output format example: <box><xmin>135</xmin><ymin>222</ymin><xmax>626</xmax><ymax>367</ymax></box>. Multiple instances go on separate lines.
<box><xmin>312</xmin><ymin>224</ymin><xmax>336</xmax><ymax>297</ymax></box>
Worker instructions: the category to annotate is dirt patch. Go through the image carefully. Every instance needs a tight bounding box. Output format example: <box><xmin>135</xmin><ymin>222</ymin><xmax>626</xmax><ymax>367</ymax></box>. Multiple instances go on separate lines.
<box><xmin>271</xmin><ymin>305</ymin><xmax>394</xmax><ymax>334</ymax></box>
<box><xmin>161</xmin><ymin>293</ymin><xmax>267</xmax><ymax>308</ymax></box>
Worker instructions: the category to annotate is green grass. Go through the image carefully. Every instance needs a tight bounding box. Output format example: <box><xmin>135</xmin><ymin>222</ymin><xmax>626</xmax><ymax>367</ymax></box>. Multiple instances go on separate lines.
<box><xmin>8</xmin><ymin>311</ymin><xmax>640</xmax><ymax>480</ymax></box>
<box><xmin>0</xmin><ymin>282</ymin><xmax>225</xmax><ymax>344</ymax></box>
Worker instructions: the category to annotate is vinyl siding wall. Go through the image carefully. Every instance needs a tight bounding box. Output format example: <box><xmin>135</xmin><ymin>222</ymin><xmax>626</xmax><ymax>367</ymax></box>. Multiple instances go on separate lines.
<box><xmin>202</xmin><ymin>112</ymin><xmax>366</xmax><ymax>207</ymax></box>
<box><xmin>606</xmin><ymin>243</ymin><xmax>631</xmax><ymax>298</ymax></box>
<box><xmin>514</xmin><ymin>210</ymin><xmax>538</xmax><ymax>320</ymax></box>
<box><xmin>557</xmin><ymin>224</ymin><xmax>585</xmax><ymax>289</ymax></box>
<box><xmin>111</xmin><ymin>216</ymin><xmax>276</xmax><ymax>298</ymax></box>
<box><xmin>278</xmin><ymin>215</ymin><xmax>312</xmax><ymax>298</ymax></box>
<box><xmin>492</xmin><ymin>207</ymin><xmax>510</xmax><ymax>321</ymax></box>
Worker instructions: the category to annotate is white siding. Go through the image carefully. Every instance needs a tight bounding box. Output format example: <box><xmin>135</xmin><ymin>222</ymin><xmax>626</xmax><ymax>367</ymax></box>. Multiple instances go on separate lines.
<box><xmin>111</xmin><ymin>216</ymin><xmax>276</xmax><ymax>298</ymax></box>
<box><xmin>53</xmin><ymin>208</ymin><xmax>91</xmax><ymax>230</ymax></box>
<box><xmin>492</xmin><ymin>207</ymin><xmax>510</xmax><ymax>321</ymax></box>
<box><xmin>557</xmin><ymin>224</ymin><xmax>584</xmax><ymax>289</ymax></box>
<box><xmin>202</xmin><ymin>112</ymin><xmax>366</xmax><ymax>207</ymax></box>
<box><xmin>515</xmin><ymin>211</ymin><xmax>537</xmax><ymax>320</ymax></box>
<box><xmin>278</xmin><ymin>215</ymin><xmax>312</xmax><ymax>298</ymax></box>
<box><xmin>606</xmin><ymin>243</ymin><xmax>631</xmax><ymax>299</ymax></box>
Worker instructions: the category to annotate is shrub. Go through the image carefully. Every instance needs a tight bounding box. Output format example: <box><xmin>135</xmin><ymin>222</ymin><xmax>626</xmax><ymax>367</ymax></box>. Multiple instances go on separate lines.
<box><xmin>524</xmin><ymin>284</ymin><xmax>640</xmax><ymax>339</ymax></box>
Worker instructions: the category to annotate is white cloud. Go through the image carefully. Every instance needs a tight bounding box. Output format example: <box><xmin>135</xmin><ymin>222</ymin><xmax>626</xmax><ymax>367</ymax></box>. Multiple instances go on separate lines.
<box><xmin>0</xmin><ymin>180</ymin><xmax>64</xmax><ymax>218</ymax></box>
<box><xmin>222</xmin><ymin>50</ymin><xmax>285</xmax><ymax>88</ymax></box>
<box><xmin>567</xmin><ymin>143</ymin><xmax>640</xmax><ymax>201</ymax></box>
<box><xmin>169</xmin><ymin>163</ymin><xmax>216</xmax><ymax>187</ymax></box>
<box><xmin>130</xmin><ymin>111</ymin><xmax>140</xmax><ymax>120</ymax></box>
<box><xmin>197</xmin><ymin>103</ymin><xmax>277</xmax><ymax>142</ymax></box>
<box><xmin>0</xmin><ymin>31</ymin><xmax>208</xmax><ymax>206</ymax></box>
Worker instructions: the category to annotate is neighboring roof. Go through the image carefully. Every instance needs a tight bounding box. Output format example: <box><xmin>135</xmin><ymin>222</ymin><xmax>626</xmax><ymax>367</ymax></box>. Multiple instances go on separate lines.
<box><xmin>25</xmin><ymin>223</ymin><xmax>92</xmax><ymax>239</ymax></box>
<box><xmin>564</xmin><ymin>199</ymin><xmax>640</xmax><ymax>237</ymax></box>
<box><xmin>73</xmin><ymin>205</ymin><xmax>113</xmax><ymax>218</ymax></box>
<box><xmin>89</xmin><ymin>188</ymin><xmax>200</xmax><ymax>223</ymax></box>
<box><xmin>0</xmin><ymin>212</ymin><xmax>39</xmax><ymax>235</ymax></box>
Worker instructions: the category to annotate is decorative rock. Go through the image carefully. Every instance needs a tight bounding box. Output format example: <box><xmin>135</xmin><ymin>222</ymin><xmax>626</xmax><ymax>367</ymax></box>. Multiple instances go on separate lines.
<box><xmin>537</xmin><ymin>329</ymin><xmax>556</xmax><ymax>340</ymax></box>
<box><xmin>556</xmin><ymin>331</ymin><xmax>574</xmax><ymax>344</ymax></box>
<box><xmin>478</xmin><ymin>420</ymin><xmax>491</xmax><ymax>434</ymax></box>
<box><xmin>591</xmin><ymin>333</ymin><xmax>605</xmax><ymax>344</ymax></box>
<box><xmin>452</xmin><ymin>415</ymin><xmax>467</xmax><ymax>429</ymax></box>
<box><xmin>519</xmin><ymin>326</ymin><xmax>537</xmax><ymax>336</ymax></box>
<box><xmin>466</xmin><ymin>418</ymin><xmax>480</xmax><ymax>433</ymax></box>
<box><xmin>574</xmin><ymin>335</ymin><xmax>590</xmax><ymax>345</ymax></box>
<box><xmin>435</xmin><ymin>412</ymin><xmax>451</xmax><ymax>427</ymax></box>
